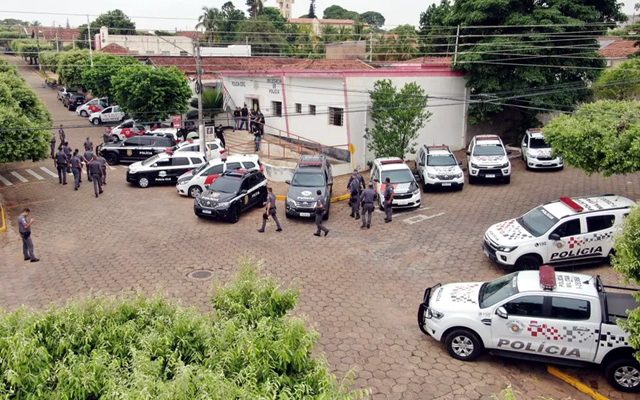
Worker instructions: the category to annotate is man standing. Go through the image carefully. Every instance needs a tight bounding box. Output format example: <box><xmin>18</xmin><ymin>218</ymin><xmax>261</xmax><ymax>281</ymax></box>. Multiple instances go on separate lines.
<box><xmin>87</xmin><ymin>156</ymin><xmax>103</xmax><ymax>198</ymax></box>
<box><xmin>49</xmin><ymin>134</ymin><xmax>56</xmax><ymax>159</ymax></box>
<box><xmin>215</xmin><ymin>124</ymin><xmax>226</xmax><ymax>148</ymax></box>
<box><xmin>18</xmin><ymin>208</ymin><xmax>38</xmax><ymax>262</ymax></box>
<box><xmin>383</xmin><ymin>177</ymin><xmax>395</xmax><ymax>223</ymax></box>
<box><xmin>55</xmin><ymin>147</ymin><xmax>68</xmax><ymax>185</ymax></box>
<box><xmin>258</xmin><ymin>111</ymin><xmax>265</xmax><ymax>136</ymax></box>
<box><xmin>233</xmin><ymin>107</ymin><xmax>241</xmax><ymax>131</ymax></box>
<box><xmin>82</xmin><ymin>147</ymin><xmax>94</xmax><ymax>182</ymax></box>
<box><xmin>347</xmin><ymin>169</ymin><xmax>365</xmax><ymax>219</ymax></box>
<box><xmin>102</xmin><ymin>128</ymin><xmax>113</xmax><ymax>144</ymax></box>
<box><xmin>240</xmin><ymin>104</ymin><xmax>249</xmax><ymax>130</ymax></box>
<box><xmin>98</xmin><ymin>154</ymin><xmax>108</xmax><ymax>185</ymax></box>
<box><xmin>83</xmin><ymin>137</ymin><xmax>93</xmax><ymax>152</ymax></box>
<box><xmin>313</xmin><ymin>189</ymin><xmax>330</xmax><ymax>237</ymax></box>
<box><xmin>254</xmin><ymin>125</ymin><xmax>262</xmax><ymax>152</ymax></box>
<box><xmin>257</xmin><ymin>187</ymin><xmax>282</xmax><ymax>233</ymax></box>
<box><xmin>360</xmin><ymin>182</ymin><xmax>377</xmax><ymax>229</ymax></box>
<box><xmin>62</xmin><ymin>141</ymin><xmax>72</xmax><ymax>173</ymax></box>
<box><xmin>58</xmin><ymin>124</ymin><xmax>66</xmax><ymax>144</ymax></box>
<box><xmin>70</xmin><ymin>149</ymin><xmax>83</xmax><ymax>190</ymax></box>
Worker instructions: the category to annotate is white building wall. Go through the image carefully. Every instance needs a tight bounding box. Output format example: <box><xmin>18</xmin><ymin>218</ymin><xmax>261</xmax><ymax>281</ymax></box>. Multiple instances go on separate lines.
<box><xmin>95</xmin><ymin>27</ymin><xmax>194</xmax><ymax>55</ymax></box>
<box><xmin>222</xmin><ymin>72</ymin><xmax>467</xmax><ymax>170</ymax></box>
<box><xmin>200</xmin><ymin>45</ymin><xmax>251</xmax><ymax>57</ymax></box>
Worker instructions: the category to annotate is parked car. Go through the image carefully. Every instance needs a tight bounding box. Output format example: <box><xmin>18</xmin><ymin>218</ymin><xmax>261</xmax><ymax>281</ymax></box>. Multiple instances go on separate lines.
<box><xmin>418</xmin><ymin>266</ymin><xmax>640</xmax><ymax>392</ymax></box>
<box><xmin>97</xmin><ymin>135</ymin><xmax>176</xmax><ymax>165</ymax></box>
<box><xmin>285</xmin><ymin>155</ymin><xmax>333</xmax><ymax>219</ymax></box>
<box><xmin>89</xmin><ymin>106</ymin><xmax>126</xmax><ymax>125</ymax></box>
<box><xmin>56</xmin><ymin>86</ymin><xmax>69</xmax><ymax>101</ymax></box>
<box><xmin>76</xmin><ymin>97</ymin><xmax>108</xmax><ymax>117</ymax></box>
<box><xmin>126</xmin><ymin>151</ymin><xmax>206</xmax><ymax>188</ymax></box>
<box><xmin>467</xmin><ymin>135</ymin><xmax>511</xmax><ymax>184</ymax></box>
<box><xmin>415</xmin><ymin>144</ymin><xmax>464</xmax><ymax>192</ymax></box>
<box><xmin>194</xmin><ymin>169</ymin><xmax>268</xmax><ymax>223</ymax></box>
<box><xmin>176</xmin><ymin>154</ymin><xmax>262</xmax><ymax>198</ymax></box>
<box><xmin>369</xmin><ymin>157</ymin><xmax>421</xmax><ymax>209</ymax></box>
<box><xmin>482</xmin><ymin>195</ymin><xmax>634</xmax><ymax>270</ymax></box>
<box><xmin>165</xmin><ymin>139</ymin><xmax>225</xmax><ymax>159</ymax></box>
<box><xmin>64</xmin><ymin>93</ymin><xmax>86</xmax><ymax>111</ymax></box>
<box><xmin>521</xmin><ymin>128</ymin><xmax>564</xmax><ymax>170</ymax></box>
<box><xmin>109</xmin><ymin>119</ymin><xmax>147</xmax><ymax>141</ymax></box>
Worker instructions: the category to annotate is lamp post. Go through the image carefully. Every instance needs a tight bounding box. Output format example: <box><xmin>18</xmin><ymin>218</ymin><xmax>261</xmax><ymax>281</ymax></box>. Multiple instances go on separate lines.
<box><xmin>149</xmin><ymin>31</ymin><xmax>206</xmax><ymax>160</ymax></box>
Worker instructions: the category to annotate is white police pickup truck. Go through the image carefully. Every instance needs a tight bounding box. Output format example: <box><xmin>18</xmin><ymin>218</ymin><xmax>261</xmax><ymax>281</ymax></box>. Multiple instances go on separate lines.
<box><xmin>483</xmin><ymin>195</ymin><xmax>634</xmax><ymax>270</ymax></box>
<box><xmin>418</xmin><ymin>266</ymin><xmax>640</xmax><ymax>392</ymax></box>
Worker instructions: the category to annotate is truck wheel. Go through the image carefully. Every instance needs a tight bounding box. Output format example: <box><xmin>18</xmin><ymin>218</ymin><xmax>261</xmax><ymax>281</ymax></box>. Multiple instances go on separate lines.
<box><xmin>515</xmin><ymin>255</ymin><xmax>541</xmax><ymax>270</ymax></box>
<box><xmin>605</xmin><ymin>358</ymin><xmax>640</xmax><ymax>392</ymax></box>
<box><xmin>228</xmin><ymin>204</ymin><xmax>241</xmax><ymax>224</ymax></box>
<box><xmin>444</xmin><ymin>329</ymin><xmax>483</xmax><ymax>361</ymax></box>
<box><xmin>138</xmin><ymin>177</ymin><xmax>150</xmax><ymax>188</ymax></box>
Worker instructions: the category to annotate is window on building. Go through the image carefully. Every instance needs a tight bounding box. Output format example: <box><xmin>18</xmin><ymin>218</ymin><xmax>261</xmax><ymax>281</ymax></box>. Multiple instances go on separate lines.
<box><xmin>161</xmin><ymin>51</ymin><xmax>170</xmax><ymax>56</ymax></box>
<box><xmin>179</xmin><ymin>51</ymin><xmax>189</xmax><ymax>56</ymax></box>
<box><xmin>272</xmin><ymin>101</ymin><xmax>283</xmax><ymax>117</ymax></box>
<box><xmin>309</xmin><ymin>105</ymin><xmax>316</xmax><ymax>115</ymax></box>
<box><xmin>329</xmin><ymin>107</ymin><xmax>344</xmax><ymax>126</ymax></box>
<box><xmin>146</xmin><ymin>50</ymin><xmax>155</xmax><ymax>55</ymax></box>
<box><xmin>295</xmin><ymin>103</ymin><xmax>302</xmax><ymax>113</ymax></box>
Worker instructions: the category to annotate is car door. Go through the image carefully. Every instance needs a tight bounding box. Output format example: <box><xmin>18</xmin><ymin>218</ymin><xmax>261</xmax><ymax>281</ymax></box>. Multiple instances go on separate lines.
<box><xmin>491</xmin><ymin>295</ymin><xmax>547</xmax><ymax>352</ymax></box>
<box><xmin>201</xmin><ymin>163</ymin><xmax>224</xmax><ymax>187</ymax></box>
<box><xmin>546</xmin><ymin>217</ymin><xmax>591</xmax><ymax>263</ymax></box>
<box><xmin>521</xmin><ymin>133</ymin><xmax>529</xmax><ymax>158</ymax></box>
<box><xmin>584</xmin><ymin>214</ymin><xmax>617</xmax><ymax>258</ymax></box>
<box><xmin>136</xmin><ymin>137</ymin><xmax>157</xmax><ymax>159</ymax></box>
<box><xmin>166</xmin><ymin>157</ymin><xmax>191</xmax><ymax>182</ymax></box>
<box><xmin>548</xmin><ymin>295</ymin><xmax>599</xmax><ymax>362</ymax></box>
<box><xmin>120</xmin><ymin>137</ymin><xmax>142</xmax><ymax>162</ymax></box>
<box><xmin>239</xmin><ymin>175</ymin><xmax>258</xmax><ymax>210</ymax></box>
<box><xmin>113</xmin><ymin>106</ymin><xmax>125</xmax><ymax>121</ymax></box>
<box><xmin>101</xmin><ymin>107</ymin><xmax>113</xmax><ymax>122</ymax></box>
<box><xmin>152</xmin><ymin>159</ymin><xmax>172</xmax><ymax>183</ymax></box>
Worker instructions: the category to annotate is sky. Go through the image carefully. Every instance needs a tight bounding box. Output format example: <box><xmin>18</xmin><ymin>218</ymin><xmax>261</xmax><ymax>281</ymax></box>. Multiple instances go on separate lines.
<box><xmin>1</xmin><ymin>0</ymin><xmax>639</xmax><ymax>31</ymax></box>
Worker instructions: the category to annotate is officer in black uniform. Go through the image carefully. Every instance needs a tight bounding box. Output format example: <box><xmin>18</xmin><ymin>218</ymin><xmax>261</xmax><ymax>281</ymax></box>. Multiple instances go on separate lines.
<box><xmin>360</xmin><ymin>182</ymin><xmax>377</xmax><ymax>229</ymax></box>
<box><xmin>69</xmin><ymin>149</ymin><xmax>83</xmax><ymax>190</ymax></box>
<box><xmin>55</xmin><ymin>148</ymin><xmax>68</xmax><ymax>185</ymax></box>
<box><xmin>313</xmin><ymin>190</ymin><xmax>330</xmax><ymax>237</ymax></box>
<box><xmin>87</xmin><ymin>156</ymin><xmax>103</xmax><ymax>198</ymax></box>
<box><xmin>383</xmin><ymin>177</ymin><xmax>395</xmax><ymax>223</ymax></box>
<box><xmin>257</xmin><ymin>187</ymin><xmax>282</xmax><ymax>233</ymax></box>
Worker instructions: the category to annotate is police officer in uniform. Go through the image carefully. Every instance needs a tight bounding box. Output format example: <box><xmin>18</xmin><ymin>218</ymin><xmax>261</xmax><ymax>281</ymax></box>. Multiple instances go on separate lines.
<box><xmin>49</xmin><ymin>134</ymin><xmax>56</xmax><ymax>159</ymax></box>
<box><xmin>18</xmin><ymin>208</ymin><xmax>38</xmax><ymax>262</ymax></box>
<box><xmin>62</xmin><ymin>141</ymin><xmax>72</xmax><ymax>173</ymax></box>
<box><xmin>383</xmin><ymin>177</ymin><xmax>395</xmax><ymax>223</ymax></box>
<box><xmin>347</xmin><ymin>169</ymin><xmax>365</xmax><ymax>219</ymax></box>
<box><xmin>313</xmin><ymin>189</ymin><xmax>330</xmax><ymax>237</ymax></box>
<box><xmin>360</xmin><ymin>182</ymin><xmax>377</xmax><ymax>229</ymax></box>
<box><xmin>70</xmin><ymin>149</ymin><xmax>83</xmax><ymax>190</ymax></box>
<box><xmin>83</xmin><ymin>148</ymin><xmax>94</xmax><ymax>182</ymax></box>
<box><xmin>55</xmin><ymin>147</ymin><xmax>68</xmax><ymax>185</ymax></box>
<box><xmin>87</xmin><ymin>156</ymin><xmax>103</xmax><ymax>198</ymax></box>
<box><xmin>98</xmin><ymin>154</ymin><xmax>108</xmax><ymax>185</ymax></box>
<box><xmin>83</xmin><ymin>137</ymin><xmax>93</xmax><ymax>152</ymax></box>
<box><xmin>58</xmin><ymin>124</ymin><xmax>66</xmax><ymax>144</ymax></box>
<box><xmin>257</xmin><ymin>187</ymin><xmax>282</xmax><ymax>233</ymax></box>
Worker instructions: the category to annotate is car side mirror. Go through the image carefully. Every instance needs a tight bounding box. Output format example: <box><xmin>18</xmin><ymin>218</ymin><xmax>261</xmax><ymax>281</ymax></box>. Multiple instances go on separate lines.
<box><xmin>152</xmin><ymin>163</ymin><xmax>157</xmax><ymax>167</ymax></box>
<box><xmin>239</xmin><ymin>189</ymin><xmax>247</xmax><ymax>195</ymax></box>
<box><xmin>549</xmin><ymin>233</ymin><xmax>561</xmax><ymax>241</ymax></box>
<box><xmin>496</xmin><ymin>306</ymin><xmax>508</xmax><ymax>319</ymax></box>
<box><xmin>522</xmin><ymin>143</ymin><xmax>527</xmax><ymax>147</ymax></box>
<box><xmin>285</xmin><ymin>180</ymin><xmax>291</xmax><ymax>185</ymax></box>
<box><xmin>418</xmin><ymin>162</ymin><xmax>425</xmax><ymax>167</ymax></box>
<box><xmin>466</xmin><ymin>150</ymin><xmax>470</xmax><ymax>156</ymax></box>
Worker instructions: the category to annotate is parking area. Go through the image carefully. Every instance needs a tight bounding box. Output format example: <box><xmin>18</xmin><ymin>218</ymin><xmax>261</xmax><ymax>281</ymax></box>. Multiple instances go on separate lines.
<box><xmin>1</xmin><ymin>56</ymin><xmax>640</xmax><ymax>399</ymax></box>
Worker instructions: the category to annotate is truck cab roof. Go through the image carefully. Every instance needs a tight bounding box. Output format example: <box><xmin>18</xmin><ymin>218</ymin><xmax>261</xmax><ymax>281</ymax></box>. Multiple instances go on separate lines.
<box><xmin>543</xmin><ymin>195</ymin><xmax>634</xmax><ymax>220</ymax></box>
<box><xmin>516</xmin><ymin>270</ymin><xmax>598</xmax><ymax>297</ymax></box>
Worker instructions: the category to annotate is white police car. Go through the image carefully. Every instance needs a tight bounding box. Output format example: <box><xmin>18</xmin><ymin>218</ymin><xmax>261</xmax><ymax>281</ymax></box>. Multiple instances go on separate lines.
<box><xmin>483</xmin><ymin>195</ymin><xmax>634</xmax><ymax>270</ymax></box>
<box><xmin>415</xmin><ymin>144</ymin><xmax>464</xmax><ymax>191</ymax></box>
<box><xmin>418</xmin><ymin>266</ymin><xmax>640</xmax><ymax>392</ymax></box>
<box><xmin>521</xmin><ymin>128</ymin><xmax>563</xmax><ymax>170</ymax></box>
<box><xmin>126</xmin><ymin>151</ymin><xmax>206</xmax><ymax>188</ymax></box>
<box><xmin>165</xmin><ymin>139</ymin><xmax>224</xmax><ymax>160</ymax></box>
<box><xmin>467</xmin><ymin>135</ymin><xmax>511</xmax><ymax>184</ymax></box>
<box><xmin>176</xmin><ymin>154</ymin><xmax>262</xmax><ymax>198</ymax></box>
<box><xmin>370</xmin><ymin>158</ymin><xmax>421</xmax><ymax>209</ymax></box>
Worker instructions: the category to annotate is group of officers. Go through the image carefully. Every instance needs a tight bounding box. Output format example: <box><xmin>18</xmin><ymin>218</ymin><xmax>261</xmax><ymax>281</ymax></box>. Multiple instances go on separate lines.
<box><xmin>52</xmin><ymin>126</ymin><xmax>107</xmax><ymax>198</ymax></box>
<box><xmin>347</xmin><ymin>169</ymin><xmax>395</xmax><ymax>229</ymax></box>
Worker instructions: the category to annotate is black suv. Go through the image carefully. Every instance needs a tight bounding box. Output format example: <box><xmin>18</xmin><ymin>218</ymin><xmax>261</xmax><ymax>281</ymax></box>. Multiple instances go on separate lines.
<box><xmin>97</xmin><ymin>135</ymin><xmax>175</xmax><ymax>165</ymax></box>
<box><xmin>194</xmin><ymin>170</ymin><xmax>267</xmax><ymax>223</ymax></box>
<box><xmin>64</xmin><ymin>93</ymin><xmax>86</xmax><ymax>111</ymax></box>
<box><xmin>285</xmin><ymin>155</ymin><xmax>333</xmax><ymax>219</ymax></box>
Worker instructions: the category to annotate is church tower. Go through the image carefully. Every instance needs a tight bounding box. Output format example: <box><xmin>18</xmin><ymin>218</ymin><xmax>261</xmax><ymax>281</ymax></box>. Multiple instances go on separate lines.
<box><xmin>276</xmin><ymin>0</ymin><xmax>294</xmax><ymax>19</ymax></box>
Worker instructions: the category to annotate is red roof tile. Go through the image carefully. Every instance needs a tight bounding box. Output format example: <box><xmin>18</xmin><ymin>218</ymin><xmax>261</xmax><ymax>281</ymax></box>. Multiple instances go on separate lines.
<box><xmin>99</xmin><ymin>43</ymin><xmax>130</xmax><ymax>55</ymax></box>
<box><xmin>32</xmin><ymin>26</ymin><xmax>79</xmax><ymax>42</ymax></box>
<box><xmin>599</xmin><ymin>39</ymin><xmax>638</xmax><ymax>58</ymax></box>
<box><xmin>176</xmin><ymin>31</ymin><xmax>202</xmax><ymax>40</ymax></box>
<box><xmin>396</xmin><ymin>57</ymin><xmax>453</xmax><ymax>66</ymax></box>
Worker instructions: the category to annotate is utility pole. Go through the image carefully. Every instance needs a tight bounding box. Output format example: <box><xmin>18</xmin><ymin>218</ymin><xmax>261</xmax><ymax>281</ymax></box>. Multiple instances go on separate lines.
<box><xmin>87</xmin><ymin>15</ymin><xmax>94</xmax><ymax>67</ymax></box>
<box><xmin>194</xmin><ymin>41</ymin><xmax>206</xmax><ymax>160</ymax></box>
<box><xmin>36</xmin><ymin>30</ymin><xmax>41</xmax><ymax>71</ymax></box>
<box><xmin>453</xmin><ymin>25</ymin><xmax>460</xmax><ymax>66</ymax></box>
<box><xmin>368</xmin><ymin>32</ymin><xmax>373</xmax><ymax>62</ymax></box>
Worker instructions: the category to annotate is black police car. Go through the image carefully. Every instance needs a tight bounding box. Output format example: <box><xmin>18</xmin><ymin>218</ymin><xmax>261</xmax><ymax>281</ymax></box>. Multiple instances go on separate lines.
<box><xmin>194</xmin><ymin>169</ymin><xmax>267</xmax><ymax>223</ymax></box>
<box><xmin>97</xmin><ymin>135</ymin><xmax>175</xmax><ymax>165</ymax></box>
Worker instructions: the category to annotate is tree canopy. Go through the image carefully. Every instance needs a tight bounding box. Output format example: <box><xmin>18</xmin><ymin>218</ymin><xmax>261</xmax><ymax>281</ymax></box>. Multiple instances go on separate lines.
<box><xmin>82</xmin><ymin>53</ymin><xmax>138</xmax><ymax>99</ymax></box>
<box><xmin>366</xmin><ymin>80</ymin><xmax>431</xmax><ymax>158</ymax></box>
<box><xmin>0</xmin><ymin>60</ymin><xmax>51</xmax><ymax>163</ymax></box>
<box><xmin>111</xmin><ymin>64</ymin><xmax>192</xmax><ymax>123</ymax></box>
<box><xmin>323</xmin><ymin>5</ymin><xmax>360</xmax><ymax>21</ymax></box>
<box><xmin>593</xmin><ymin>58</ymin><xmax>640</xmax><ymax>100</ymax></box>
<box><xmin>78</xmin><ymin>9</ymin><xmax>136</xmax><ymax>48</ymax></box>
<box><xmin>56</xmin><ymin>49</ymin><xmax>91</xmax><ymax>89</ymax></box>
<box><xmin>360</xmin><ymin>11</ymin><xmax>385</xmax><ymax>30</ymax></box>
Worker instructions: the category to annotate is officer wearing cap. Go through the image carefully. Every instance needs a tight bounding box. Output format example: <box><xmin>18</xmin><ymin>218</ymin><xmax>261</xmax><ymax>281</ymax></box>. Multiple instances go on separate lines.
<box><xmin>55</xmin><ymin>147</ymin><xmax>68</xmax><ymax>185</ymax></box>
<box><xmin>257</xmin><ymin>187</ymin><xmax>282</xmax><ymax>233</ymax></box>
<box><xmin>383</xmin><ymin>177</ymin><xmax>394</xmax><ymax>223</ymax></box>
<box><xmin>360</xmin><ymin>182</ymin><xmax>377</xmax><ymax>229</ymax></box>
<box><xmin>49</xmin><ymin>134</ymin><xmax>56</xmax><ymax>159</ymax></box>
<box><xmin>313</xmin><ymin>189</ymin><xmax>330</xmax><ymax>237</ymax></box>
<box><xmin>87</xmin><ymin>156</ymin><xmax>103</xmax><ymax>198</ymax></box>
<box><xmin>69</xmin><ymin>149</ymin><xmax>83</xmax><ymax>190</ymax></box>
<box><xmin>83</xmin><ymin>137</ymin><xmax>93</xmax><ymax>152</ymax></box>
<box><xmin>347</xmin><ymin>169</ymin><xmax>364</xmax><ymax>219</ymax></box>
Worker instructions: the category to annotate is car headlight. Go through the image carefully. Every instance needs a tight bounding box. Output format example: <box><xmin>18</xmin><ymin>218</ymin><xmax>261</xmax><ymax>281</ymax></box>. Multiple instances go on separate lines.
<box><xmin>499</xmin><ymin>163</ymin><xmax>510</xmax><ymax>169</ymax></box>
<box><xmin>426</xmin><ymin>307</ymin><xmax>444</xmax><ymax>319</ymax></box>
<box><xmin>470</xmin><ymin>163</ymin><xmax>479</xmax><ymax>169</ymax></box>
<box><xmin>128</xmin><ymin>170</ymin><xmax>136</xmax><ymax>175</ymax></box>
<box><xmin>497</xmin><ymin>245</ymin><xmax>518</xmax><ymax>252</ymax></box>
<box><xmin>427</xmin><ymin>173</ymin><xmax>437</xmax><ymax>179</ymax></box>
<box><xmin>287</xmin><ymin>197</ymin><xmax>297</xmax><ymax>206</ymax></box>
<box><xmin>177</xmin><ymin>177</ymin><xmax>191</xmax><ymax>185</ymax></box>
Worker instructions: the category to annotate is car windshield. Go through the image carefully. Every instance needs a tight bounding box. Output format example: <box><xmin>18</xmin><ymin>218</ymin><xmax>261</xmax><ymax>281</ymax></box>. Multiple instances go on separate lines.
<box><xmin>382</xmin><ymin>169</ymin><xmax>414</xmax><ymax>183</ymax></box>
<box><xmin>291</xmin><ymin>172</ymin><xmax>325</xmax><ymax>187</ymax></box>
<box><xmin>479</xmin><ymin>273</ymin><xmax>519</xmax><ymax>308</ymax></box>
<box><xmin>209</xmin><ymin>176</ymin><xmax>241</xmax><ymax>193</ymax></box>
<box><xmin>141</xmin><ymin>155</ymin><xmax>161</xmax><ymax>166</ymax></box>
<box><xmin>193</xmin><ymin>162</ymin><xmax>211</xmax><ymax>175</ymax></box>
<box><xmin>473</xmin><ymin>144</ymin><xmax>505</xmax><ymax>156</ymax></box>
<box><xmin>428</xmin><ymin>154</ymin><xmax>457</xmax><ymax>167</ymax></box>
<box><xmin>517</xmin><ymin>206</ymin><xmax>558</xmax><ymax>237</ymax></box>
<box><xmin>529</xmin><ymin>137</ymin><xmax>549</xmax><ymax>149</ymax></box>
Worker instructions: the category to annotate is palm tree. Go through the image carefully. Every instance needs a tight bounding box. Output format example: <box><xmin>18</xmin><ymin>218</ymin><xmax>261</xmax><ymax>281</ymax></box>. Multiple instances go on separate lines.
<box><xmin>196</xmin><ymin>6</ymin><xmax>221</xmax><ymax>45</ymax></box>
<box><xmin>246</xmin><ymin>0</ymin><xmax>265</xmax><ymax>19</ymax></box>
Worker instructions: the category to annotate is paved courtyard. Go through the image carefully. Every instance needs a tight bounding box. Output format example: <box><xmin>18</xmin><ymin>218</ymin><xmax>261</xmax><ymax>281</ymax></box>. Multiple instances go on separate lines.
<box><xmin>1</xmin><ymin>56</ymin><xmax>639</xmax><ymax>399</ymax></box>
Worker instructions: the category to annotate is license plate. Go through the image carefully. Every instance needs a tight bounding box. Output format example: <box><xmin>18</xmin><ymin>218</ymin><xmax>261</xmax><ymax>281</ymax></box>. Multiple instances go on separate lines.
<box><xmin>486</xmin><ymin>174</ymin><xmax>495</xmax><ymax>178</ymax></box>
<box><xmin>300</xmin><ymin>212</ymin><xmax>311</xmax><ymax>217</ymax></box>
<box><xmin>202</xmin><ymin>210</ymin><xmax>212</xmax><ymax>214</ymax></box>
<box><xmin>442</xmin><ymin>183</ymin><xmax>451</xmax><ymax>187</ymax></box>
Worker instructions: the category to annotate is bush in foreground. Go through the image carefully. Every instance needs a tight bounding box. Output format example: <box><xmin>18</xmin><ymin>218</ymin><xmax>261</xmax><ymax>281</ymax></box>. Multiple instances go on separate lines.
<box><xmin>0</xmin><ymin>261</ymin><xmax>366</xmax><ymax>399</ymax></box>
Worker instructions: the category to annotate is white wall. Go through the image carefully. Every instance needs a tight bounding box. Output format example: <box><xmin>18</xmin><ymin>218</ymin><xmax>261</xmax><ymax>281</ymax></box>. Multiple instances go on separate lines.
<box><xmin>200</xmin><ymin>45</ymin><xmax>251</xmax><ymax>57</ymax></box>
<box><xmin>96</xmin><ymin>27</ymin><xmax>193</xmax><ymax>56</ymax></box>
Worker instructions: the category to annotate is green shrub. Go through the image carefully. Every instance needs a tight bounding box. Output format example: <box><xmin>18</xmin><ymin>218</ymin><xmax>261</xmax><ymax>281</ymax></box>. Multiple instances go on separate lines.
<box><xmin>0</xmin><ymin>260</ymin><xmax>367</xmax><ymax>399</ymax></box>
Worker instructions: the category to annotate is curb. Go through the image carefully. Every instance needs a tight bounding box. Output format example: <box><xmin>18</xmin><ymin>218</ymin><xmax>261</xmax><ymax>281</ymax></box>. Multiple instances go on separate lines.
<box><xmin>275</xmin><ymin>194</ymin><xmax>351</xmax><ymax>203</ymax></box>
<box><xmin>0</xmin><ymin>204</ymin><xmax>6</xmax><ymax>233</ymax></box>
<box><xmin>546</xmin><ymin>366</ymin><xmax>609</xmax><ymax>400</ymax></box>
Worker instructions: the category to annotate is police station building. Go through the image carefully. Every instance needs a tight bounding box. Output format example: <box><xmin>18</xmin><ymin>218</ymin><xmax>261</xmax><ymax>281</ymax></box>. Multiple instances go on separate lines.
<box><xmin>220</xmin><ymin>57</ymin><xmax>468</xmax><ymax>169</ymax></box>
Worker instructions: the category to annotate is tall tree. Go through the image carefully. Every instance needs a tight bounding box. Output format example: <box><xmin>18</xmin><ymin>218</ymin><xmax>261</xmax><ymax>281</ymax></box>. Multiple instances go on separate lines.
<box><xmin>418</xmin><ymin>0</ymin><xmax>453</xmax><ymax>55</ymax></box>
<box><xmin>365</xmin><ymin>79</ymin><xmax>431</xmax><ymax>158</ymax></box>
<box><xmin>197</xmin><ymin>6</ymin><xmax>222</xmax><ymax>45</ymax></box>
<box><xmin>219</xmin><ymin>2</ymin><xmax>246</xmax><ymax>43</ymax></box>
<box><xmin>441</xmin><ymin>0</ymin><xmax>624</xmax><ymax>124</ymax></box>
<box><xmin>78</xmin><ymin>9</ymin><xmax>136</xmax><ymax>49</ymax></box>
<box><xmin>235</xmin><ymin>16</ymin><xmax>288</xmax><ymax>56</ymax></box>
<box><xmin>308</xmin><ymin>0</ymin><xmax>317</xmax><ymax>19</ymax></box>
<box><xmin>82</xmin><ymin>54</ymin><xmax>138</xmax><ymax>99</ymax></box>
<box><xmin>323</xmin><ymin>5</ymin><xmax>360</xmax><ymax>20</ymax></box>
<box><xmin>56</xmin><ymin>50</ymin><xmax>91</xmax><ymax>89</ymax></box>
<box><xmin>360</xmin><ymin>11</ymin><xmax>385</xmax><ymax>30</ymax></box>
<box><xmin>111</xmin><ymin>65</ymin><xmax>191</xmax><ymax>122</ymax></box>
<box><xmin>593</xmin><ymin>58</ymin><xmax>640</xmax><ymax>100</ymax></box>
<box><xmin>246</xmin><ymin>0</ymin><xmax>265</xmax><ymax>19</ymax></box>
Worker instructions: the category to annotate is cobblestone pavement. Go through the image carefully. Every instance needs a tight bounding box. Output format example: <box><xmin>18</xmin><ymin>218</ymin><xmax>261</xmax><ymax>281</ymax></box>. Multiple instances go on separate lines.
<box><xmin>1</xmin><ymin>55</ymin><xmax>639</xmax><ymax>399</ymax></box>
